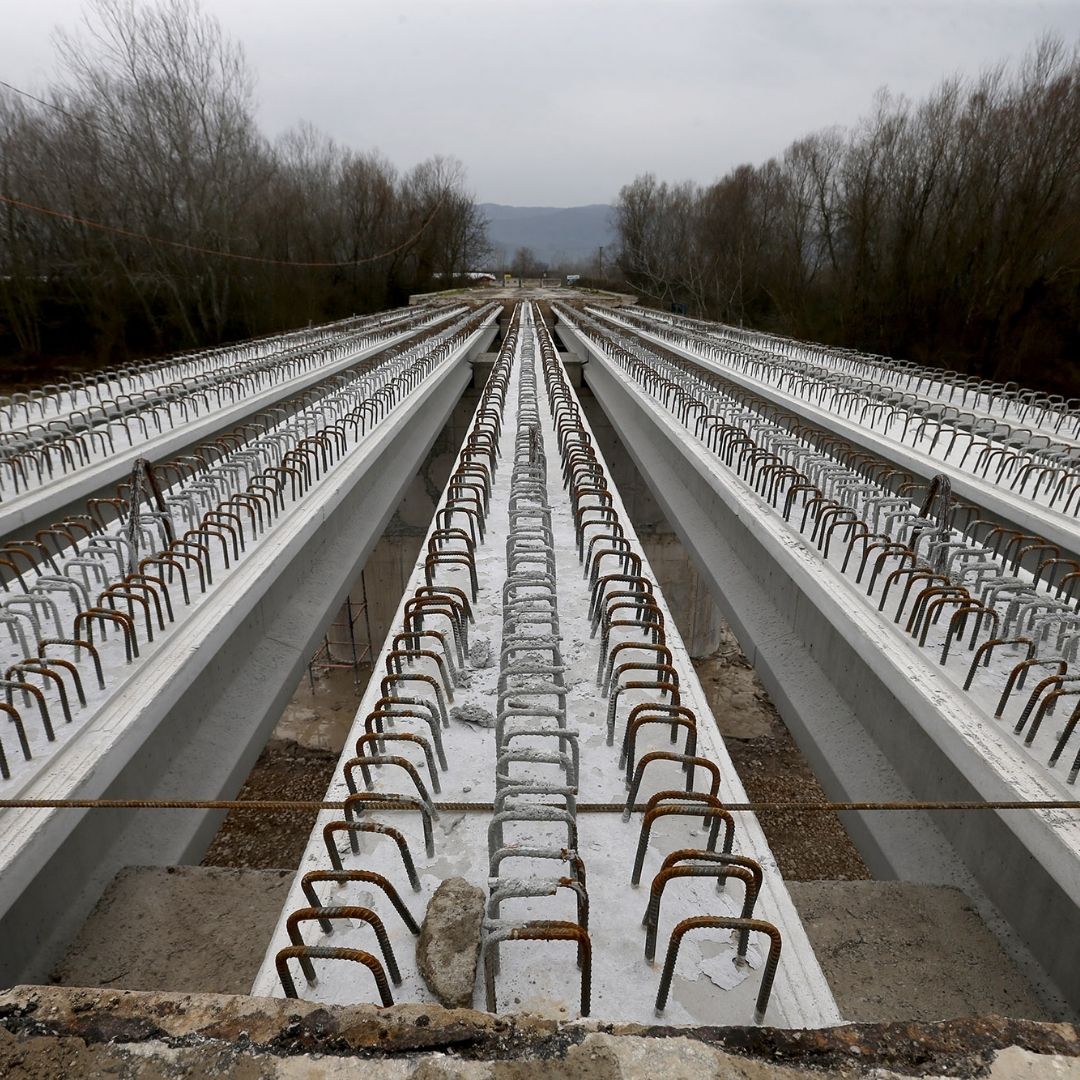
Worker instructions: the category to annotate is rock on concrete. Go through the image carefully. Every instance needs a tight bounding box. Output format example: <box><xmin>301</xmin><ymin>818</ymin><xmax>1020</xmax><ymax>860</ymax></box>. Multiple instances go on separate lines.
<box><xmin>788</xmin><ymin>881</ymin><xmax>1055</xmax><ymax>1022</ymax></box>
<box><xmin>416</xmin><ymin>877</ymin><xmax>485</xmax><ymax>1008</ymax></box>
<box><xmin>450</xmin><ymin>704</ymin><xmax>496</xmax><ymax>728</ymax></box>
<box><xmin>469</xmin><ymin>636</ymin><xmax>494</xmax><ymax>669</ymax></box>
<box><xmin>52</xmin><ymin>865</ymin><xmax>293</xmax><ymax>995</ymax></box>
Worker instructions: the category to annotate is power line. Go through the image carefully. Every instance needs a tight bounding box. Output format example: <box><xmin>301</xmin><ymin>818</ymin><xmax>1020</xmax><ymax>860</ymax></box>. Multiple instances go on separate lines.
<box><xmin>0</xmin><ymin>191</ymin><xmax>443</xmax><ymax>269</ymax></box>
<box><xmin>0</xmin><ymin>78</ymin><xmax>113</xmax><ymax>139</ymax></box>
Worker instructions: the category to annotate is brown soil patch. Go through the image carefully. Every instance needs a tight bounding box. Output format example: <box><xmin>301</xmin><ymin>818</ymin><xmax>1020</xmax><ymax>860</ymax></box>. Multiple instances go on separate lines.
<box><xmin>200</xmin><ymin>741</ymin><xmax>337</xmax><ymax>870</ymax></box>
<box><xmin>692</xmin><ymin>627</ymin><xmax>870</xmax><ymax>882</ymax></box>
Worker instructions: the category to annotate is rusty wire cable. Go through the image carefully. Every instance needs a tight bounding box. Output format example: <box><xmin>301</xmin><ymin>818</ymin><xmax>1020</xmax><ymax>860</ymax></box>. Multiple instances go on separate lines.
<box><xmin>1</xmin><ymin>798</ymin><xmax>1080</xmax><ymax>812</ymax></box>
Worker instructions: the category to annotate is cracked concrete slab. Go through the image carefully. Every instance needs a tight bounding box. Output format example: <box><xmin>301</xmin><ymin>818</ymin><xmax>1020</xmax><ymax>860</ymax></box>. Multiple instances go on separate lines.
<box><xmin>3</xmin><ymin>986</ymin><xmax>1080</xmax><ymax>1079</ymax></box>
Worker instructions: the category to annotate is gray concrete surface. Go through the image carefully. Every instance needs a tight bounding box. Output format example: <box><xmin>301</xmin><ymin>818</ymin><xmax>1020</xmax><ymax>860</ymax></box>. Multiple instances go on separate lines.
<box><xmin>52</xmin><ymin>866</ymin><xmax>293</xmax><ymax>994</ymax></box>
<box><xmin>788</xmin><ymin>881</ymin><xmax>1052</xmax><ymax>1023</ymax></box>
<box><xmin>273</xmin><ymin>667</ymin><xmax>362</xmax><ymax>753</ymax></box>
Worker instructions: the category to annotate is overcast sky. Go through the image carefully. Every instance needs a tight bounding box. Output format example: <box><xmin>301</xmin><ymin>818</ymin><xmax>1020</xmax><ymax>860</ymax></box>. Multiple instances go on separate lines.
<box><xmin>3</xmin><ymin>0</ymin><xmax>1079</xmax><ymax>206</ymax></box>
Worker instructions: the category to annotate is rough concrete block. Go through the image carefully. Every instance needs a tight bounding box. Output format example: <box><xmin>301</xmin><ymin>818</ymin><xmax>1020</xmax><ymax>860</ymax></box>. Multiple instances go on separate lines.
<box><xmin>416</xmin><ymin>877</ymin><xmax>485</xmax><ymax>1008</ymax></box>
<box><xmin>788</xmin><ymin>881</ymin><xmax>1054</xmax><ymax>1022</ymax></box>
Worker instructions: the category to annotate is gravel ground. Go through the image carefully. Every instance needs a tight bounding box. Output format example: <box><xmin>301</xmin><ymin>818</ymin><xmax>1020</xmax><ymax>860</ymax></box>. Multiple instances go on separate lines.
<box><xmin>692</xmin><ymin>627</ymin><xmax>871</xmax><ymax>882</ymax></box>
<box><xmin>204</xmin><ymin>632</ymin><xmax>870</xmax><ymax>880</ymax></box>
<box><xmin>722</xmin><ymin>730</ymin><xmax>873</xmax><ymax>881</ymax></box>
<box><xmin>201</xmin><ymin>667</ymin><xmax>365</xmax><ymax>870</ymax></box>
<box><xmin>200</xmin><ymin>741</ymin><xmax>338</xmax><ymax>870</ymax></box>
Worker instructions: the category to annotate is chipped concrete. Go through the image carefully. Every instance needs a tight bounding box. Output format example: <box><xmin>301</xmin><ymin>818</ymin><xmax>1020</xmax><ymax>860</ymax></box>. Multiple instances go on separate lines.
<box><xmin>2</xmin><ymin>985</ymin><xmax>1080</xmax><ymax>1078</ymax></box>
<box><xmin>2</xmin><ymin>1028</ymin><xmax>1078</xmax><ymax>1078</ymax></box>
<box><xmin>449</xmin><ymin>704</ymin><xmax>496</xmax><ymax>728</ymax></box>
<box><xmin>469</xmin><ymin>637</ymin><xmax>494</xmax><ymax>669</ymax></box>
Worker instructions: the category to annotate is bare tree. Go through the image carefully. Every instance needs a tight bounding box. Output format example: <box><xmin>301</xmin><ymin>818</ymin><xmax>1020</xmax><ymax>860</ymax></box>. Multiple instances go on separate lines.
<box><xmin>0</xmin><ymin>0</ymin><xmax>490</xmax><ymax>375</ymax></box>
<box><xmin>511</xmin><ymin>246</ymin><xmax>539</xmax><ymax>279</ymax></box>
<box><xmin>53</xmin><ymin>0</ymin><xmax>265</xmax><ymax>342</ymax></box>
<box><xmin>613</xmin><ymin>34</ymin><xmax>1080</xmax><ymax>393</ymax></box>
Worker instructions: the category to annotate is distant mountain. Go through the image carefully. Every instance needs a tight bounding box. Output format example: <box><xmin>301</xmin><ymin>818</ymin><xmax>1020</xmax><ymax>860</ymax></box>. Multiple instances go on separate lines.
<box><xmin>479</xmin><ymin>203</ymin><xmax>616</xmax><ymax>267</ymax></box>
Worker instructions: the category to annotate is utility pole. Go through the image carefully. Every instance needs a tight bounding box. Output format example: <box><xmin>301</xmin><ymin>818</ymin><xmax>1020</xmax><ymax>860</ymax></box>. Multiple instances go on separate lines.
<box><xmin>598</xmin><ymin>246</ymin><xmax>604</xmax><ymax>282</ymax></box>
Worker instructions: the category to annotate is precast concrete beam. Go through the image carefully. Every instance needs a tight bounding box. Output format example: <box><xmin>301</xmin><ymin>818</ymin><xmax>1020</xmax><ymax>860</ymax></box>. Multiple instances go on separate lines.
<box><xmin>0</xmin><ymin>331</ymin><xmax>483</xmax><ymax>985</ymax></box>
<box><xmin>0</xmin><ymin>310</ymin><xmax>481</xmax><ymax>545</ymax></box>
<box><xmin>563</xmin><ymin>318</ymin><xmax>1080</xmax><ymax>1010</ymax></box>
<box><xmin>472</xmin><ymin>352</ymin><xmax>582</xmax><ymax>389</ymax></box>
<box><xmin>597</xmin><ymin>315</ymin><xmax>1080</xmax><ymax>566</ymax></box>
<box><xmin>252</xmin><ymin>301</ymin><xmax>840</xmax><ymax>1027</ymax></box>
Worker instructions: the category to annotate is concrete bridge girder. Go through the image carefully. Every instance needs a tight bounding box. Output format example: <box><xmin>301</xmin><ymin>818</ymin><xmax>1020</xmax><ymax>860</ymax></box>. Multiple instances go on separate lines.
<box><xmin>0</xmin><ymin>327</ymin><xmax>488</xmax><ymax>985</ymax></box>
<box><xmin>0</xmin><ymin>312</ymin><xmax>491</xmax><ymax>546</ymax></box>
<box><xmin>560</xmin><ymin>315</ymin><xmax>1080</xmax><ymax>1010</ymax></box>
<box><xmin>611</xmin><ymin>317</ymin><xmax>1080</xmax><ymax>568</ymax></box>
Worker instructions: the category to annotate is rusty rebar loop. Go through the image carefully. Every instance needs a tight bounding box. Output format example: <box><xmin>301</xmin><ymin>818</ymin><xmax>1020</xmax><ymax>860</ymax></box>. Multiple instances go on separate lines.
<box><xmin>631</xmin><ymin>798</ymin><xmax>736</xmax><ymax>887</ymax></box>
<box><xmin>643</xmin><ymin>861</ymin><xmax>760</xmax><ymax>963</ymax></box>
<box><xmin>286</xmin><ymin>905</ymin><xmax>401</xmax><ymax>985</ymax></box>
<box><xmin>655</xmin><ymin>915</ymin><xmax>782</xmax><ymax>1022</ymax></box>
<box><xmin>300</xmin><ymin>869</ymin><xmax>420</xmax><ymax>935</ymax></box>
<box><xmin>275</xmin><ymin>945</ymin><xmax>393</xmax><ymax>1005</ymax></box>
<box><xmin>482</xmin><ymin>920</ymin><xmax>592</xmax><ymax>1017</ymax></box>
<box><xmin>366</xmin><ymin>699</ymin><xmax>447</xmax><ymax>768</ymax></box>
<box><xmin>624</xmin><ymin>751</ymin><xmax>722</xmax><ymax>808</ymax></box>
<box><xmin>352</xmin><ymin>732</ymin><xmax>442</xmax><ymax>792</ymax></box>
<box><xmin>343</xmin><ymin>791</ymin><xmax>436</xmax><ymax>857</ymax></box>
<box><xmin>321</xmin><ymin>819</ymin><xmax>420</xmax><ymax>891</ymax></box>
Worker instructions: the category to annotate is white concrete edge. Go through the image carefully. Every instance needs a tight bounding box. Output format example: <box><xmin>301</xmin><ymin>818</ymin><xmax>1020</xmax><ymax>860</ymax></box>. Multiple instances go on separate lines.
<box><xmin>0</xmin><ymin>312</ymin><xmax>497</xmax><ymax>916</ymax></box>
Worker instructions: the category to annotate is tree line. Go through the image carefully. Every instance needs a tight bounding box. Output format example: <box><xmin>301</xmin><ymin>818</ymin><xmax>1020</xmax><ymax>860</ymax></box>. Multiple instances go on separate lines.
<box><xmin>615</xmin><ymin>37</ymin><xmax>1080</xmax><ymax>394</ymax></box>
<box><xmin>0</xmin><ymin>0</ymin><xmax>489</xmax><ymax>374</ymax></box>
